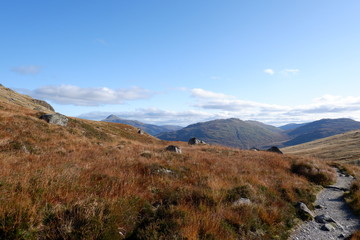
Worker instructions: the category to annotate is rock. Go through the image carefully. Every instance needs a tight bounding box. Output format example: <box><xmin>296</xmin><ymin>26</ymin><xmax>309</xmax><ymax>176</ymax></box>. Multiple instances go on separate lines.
<box><xmin>297</xmin><ymin>202</ymin><xmax>315</xmax><ymax>220</ymax></box>
<box><xmin>266</xmin><ymin>146</ymin><xmax>283</xmax><ymax>154</ymax></box>
<box><xmin>232</xmin><ymin>198</ymin><xmax>251</xmax><ymax>207</ymax></box>
<box><xmin>40</xmin><ymin>113</ymin><xmax>68</xmax><ymax>126</ymax></box>
<box><xmin>137</xmin><ymin>129</ymin><xmax>144</xmax><ymax>135</ymax></box>
<box><xmin>315</xmin><ymin>214</ymin><xmax>334</xmax><ymax>224</ymax></box>
<box><xmin>250</xmin><ymin>147</ymin><xmax>259</xmax><ymax>151</ymax></box>
<box><xmin>188</xmin><ymin>137</ymin><xmax>206</xmax><ymax>145</ymax></box>
<box><xmin>321</xmin><ymin>223</ymin><xmax>336</xmax><ymax>231</ymax></box>
<box><xmin>31</xmin><ymin>99</ymin><xmax>55</xmax><ymax>111</ymax></box>
<box><xmin>165</xmin><ymin>145</ymin><xmax>182</xmax><ymax>154</ymax></box>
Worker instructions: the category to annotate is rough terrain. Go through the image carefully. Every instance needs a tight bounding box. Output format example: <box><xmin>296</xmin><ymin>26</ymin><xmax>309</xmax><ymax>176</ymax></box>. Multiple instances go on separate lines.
<box><xmin>290</xmin><ymin>169</ymin><xmax>360</xmax><ymax>240</ymax></box>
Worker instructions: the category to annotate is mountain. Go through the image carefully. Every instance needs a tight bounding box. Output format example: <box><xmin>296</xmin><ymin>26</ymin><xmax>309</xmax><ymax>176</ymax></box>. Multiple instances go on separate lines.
<box><xmin>283</xmin><ymin>118</ymin><xmax>360</xmax><ymax>146</ymax></box>
<box><xmin>279</xmin><ymin>123</ymin><xmax>307</xmax><ymax>131</ymax></box>
<box><xmin>283</xmin><ymin>129</ymin><xmax>360</xmax><ymax>163</ymax></box>
<box><xmin>102</xmin><ymin>114</ymin><xmax>183</xmax><ymax>136</ymax></box>
<box><xmin>156</xmin><ymin>118</ymin><xmax>289</xmax><ymax>149</ymax></box>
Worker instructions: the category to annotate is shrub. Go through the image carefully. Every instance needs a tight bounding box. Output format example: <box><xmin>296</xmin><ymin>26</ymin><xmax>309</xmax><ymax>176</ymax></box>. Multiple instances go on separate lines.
<box><xmin>291</xmin><ymin>159</ymin><xmax>336</xmax><ymax>186</ymax></box>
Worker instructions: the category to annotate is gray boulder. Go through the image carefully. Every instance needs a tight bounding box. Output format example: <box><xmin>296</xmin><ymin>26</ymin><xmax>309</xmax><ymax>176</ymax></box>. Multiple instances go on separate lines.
<box><xmin>267</xmin><ymin>146</ymin><xmax>283</xmax><ymax>154</ymax></box>
<box><xmin>297</xmin><ymin>202</ymin><xmax>315</xmax><ymax>220</ymax></box>
<box><xmin>188</xmin><ymin>137</ymin><xmax>206</xmax><ymax>145</ymax></box>
<box><xmin>166</xmin><ymin>145</ymin><xmax>182</xmax><ymax>154</ymax></box>
<box><xmin>232</xmin><ymin>198</ymin><xmax>251</xmax><ymax>207</ymax></box>
<box><xmin>40</xmin><ymin>113</ymin><xmax>68</xmax><ymax>126</ymax></box>
<box><xmin>321</xmin><ymin>223</ymin><xmax>336</xmax><ymax>231</ymax></box>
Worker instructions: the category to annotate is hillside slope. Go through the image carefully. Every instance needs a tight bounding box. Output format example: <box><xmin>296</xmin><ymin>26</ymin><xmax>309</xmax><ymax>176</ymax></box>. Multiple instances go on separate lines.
<box><xmin>0</xmin><ymin>85</ymin><xmax>334</xmax><ymax>240</ymax></box>
<box><xmin>283</xmin><ymin>129</ymin><xmax>360</xmax><ymax>163</ymax></box>
<box><xmin>0</xmin><ymin>84</ymin><xmax>54</xmax><ymax>112</ymax></box>
<box><xmin>157</xmin><ymin>118</ymin><xmax>289</xmax><ymax>149</ymax></box>
<box><xmin>103</xmin><ymin>114</ymin><xmax>182</xmax><ymax>135</ymax></box>
<box><xmin>283</xmin><ymin>118</ymin><xmax>360</xmax><ymax>146</ymax></box>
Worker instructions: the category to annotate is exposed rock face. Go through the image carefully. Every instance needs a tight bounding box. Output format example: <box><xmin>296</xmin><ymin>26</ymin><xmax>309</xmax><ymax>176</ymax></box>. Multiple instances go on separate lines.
<box><xmin>40</xmin><ymin>113</ymin><xmax>68</xmax><ymax>126</ymax></box>
<box><xmin>188</xmin><ymin>137</ymin><xmax>206</xmax><ymax>145</ymax></box>
<box><xmin>31</xmin><ymin>99</ymin><xmax>55</xmax><ymax>111</ymax></box>
<box><xmin>267</xmin><ymin>146</ymin><xmax>283</xmax><ymax>154</ymax></box>
<box><xmin>165</xmin><ymin>145</ymin><xmax>182</xmax><ymax>154</ymax></box>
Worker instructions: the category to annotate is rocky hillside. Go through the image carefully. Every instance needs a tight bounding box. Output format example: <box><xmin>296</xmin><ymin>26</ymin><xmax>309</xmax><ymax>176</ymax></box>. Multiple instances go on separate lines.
<box><xmin>0</xmin><ymin>85</ymin><xmax>335</xmax><ymax>240</ymax></box>
<box><xmin>103</xmin><ymin>114</ymin><xmax>182</xmax><ymax>135</ymax></box>
<box><xmin>0</xmin><ymin>84</ymin><xmax>54</xmax><ymax>113</ymax></box>
<box><xmin>157</xmin><ymin>118</ymin><xmax>289</xmax><ymax>149</ymax></box>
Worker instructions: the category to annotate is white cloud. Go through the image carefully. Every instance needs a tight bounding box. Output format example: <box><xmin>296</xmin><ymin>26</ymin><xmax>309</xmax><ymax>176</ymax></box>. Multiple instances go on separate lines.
<box><xmin>78</xmin><ymin>108</ymin><xmax>218</xmax><ymax>126</ymax></box>
<box><xmin>188</xmin><ymin>88</ymin><xmax>360</xmax><ymax>126</ymax></box>
<box><xmin>264</xmin><ymin>68</ymin><xmax>275</xmax><ymax>75</ymax></box>
<box><xmin>12</xmin><ymin>65</ymin><xmax>42</xmax><ymax>75</ymax></box>
<box><xmin>280</xmin><ymin>69</ymin><xmax>300</xmax><ymax>75</ymax></box>
<box><xmin>191</xmin><ymin>88</ymin><xmax>234</xmax><ymax>99</ymax></box>
<box><xmin>77</xmin><ymin>92</ymin><xmax>360</xmax><ymax>126</ymax></box>
<box><xmin>28</xmin><ymin>85</ymin><xmax>153</xmax><ymax>106</ymax></box>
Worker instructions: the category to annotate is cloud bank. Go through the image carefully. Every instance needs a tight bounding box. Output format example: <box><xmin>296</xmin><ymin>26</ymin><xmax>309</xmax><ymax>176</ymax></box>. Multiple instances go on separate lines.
<box><xmin>29</xmin><ymin>85</ymin><xmax>153</xmax><ymax>106</ymax></box>
<box><xmin>77</xmin><ymin>88</ymin><xmax>360</xmax><ymax>127</ymax></box>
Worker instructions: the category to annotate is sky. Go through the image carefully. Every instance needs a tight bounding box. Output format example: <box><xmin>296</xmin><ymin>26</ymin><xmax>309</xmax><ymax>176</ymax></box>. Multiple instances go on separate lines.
<box><xmin>2</xmin><ymin>0</ymin><xmax>360</xmax><ymax>126</ymax></box>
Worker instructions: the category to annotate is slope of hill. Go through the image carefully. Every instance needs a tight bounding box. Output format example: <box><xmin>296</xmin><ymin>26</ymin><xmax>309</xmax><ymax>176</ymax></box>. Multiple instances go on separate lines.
<box><xmin>283</xmin><ymin>118</ymin><xmax>360</xmax><ymax>146</ymax></box>
<box><xmin>0</xmin><ymin>85</ymin><xmax>335</xmax><ymax>239</ymax></box>
<box><xmin>0</xmin><ymin>84</ymin><xmax>54</xmax><ymax>112</ymax></box>
<box><xmin>103</xmin><ymin>114</ymin><xmax>183</xmax><ymax>135</ymax></box>
<box><xmin>283</xmin><ymin>130</ymin><xmax>360</xmax><ymax>163</ymax></box>
<box><xmin>157</xmin><ymin>118</ymin><xmax>289</xmax><ymax>149</ymax></box>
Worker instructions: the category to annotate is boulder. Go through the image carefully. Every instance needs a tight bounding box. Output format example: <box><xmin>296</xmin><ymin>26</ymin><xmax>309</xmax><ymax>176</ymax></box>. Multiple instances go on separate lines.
<box><xmin>296</xmin><ymin>202</ymin><xmax>314</xmax><ymax>220</ymax></box>
<box><xmin>166</xmin><ymin>145</ymin><xmax>182</xmax><ymax>154</ymax></box>
<box><xmin>321</xmin><ymin>223</ymin><xmax>336</xmax><ymax>231</ymax></box>
<box><xmin>137</xmin><ymin>129</ymin><xmax>144</xmax><ymax>135</ymax></box>
<box><xmin>40</xmin><ymin>113</ymin><xmax>68</xmax><ymax>126</ymax></box>
<box><xmin>315</xmin><ymin>214</ymin><xmax>335</xmax><ymax>224</ymax></box>
<box><xmin>232</xmin><ymin>198</ymin><xmax>251</xmax><ymax>207</ymax></box>
<box><xmin>188</xmin><ymin>137</ymin><xmax>206</xmax><ymax>145</ymax></box>
<box><xmin>266</xmin><ymin>146</ymin><xmax>283</xmax><ymax>154</ymax></box>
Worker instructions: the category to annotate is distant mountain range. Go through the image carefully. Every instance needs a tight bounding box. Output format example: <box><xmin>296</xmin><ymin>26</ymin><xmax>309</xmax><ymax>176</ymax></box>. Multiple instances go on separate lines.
<box><xmin>103</xmin><ymin>114</ymin><xmax>360</xmax><ymax>149</ymax></box>
<box><xmin>156</xmin><ymin>118</ymin><xmax>289</xmax><ymax>149</ymax></box>
<box><xmin>103</xmin><ymin>115</ymin><xmax>182</xmax><ymax>136</ymax></box>
<box><xmin>282</xmin><ymin>118</ymin><xmax>360</xmax><ymax>146</ymax></box>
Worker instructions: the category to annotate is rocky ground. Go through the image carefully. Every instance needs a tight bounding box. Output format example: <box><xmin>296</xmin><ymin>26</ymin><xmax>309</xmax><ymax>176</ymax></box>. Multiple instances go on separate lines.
<box><xmin>290</xmin><ymin>169</ymin><xmax>360</xmax><ymax>240</ymax></box>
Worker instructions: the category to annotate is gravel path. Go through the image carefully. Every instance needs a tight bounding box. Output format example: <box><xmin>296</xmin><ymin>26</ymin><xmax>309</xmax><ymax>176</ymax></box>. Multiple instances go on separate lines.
<box><xmin>289</xmin><ymin>169</ymin><xmax>360</xmax><ymax>240</ymax></box>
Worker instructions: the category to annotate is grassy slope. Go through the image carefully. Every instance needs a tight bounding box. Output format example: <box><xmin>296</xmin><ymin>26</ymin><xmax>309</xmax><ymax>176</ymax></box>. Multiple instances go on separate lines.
<box><xmin>283</xmin><ymin>130</ymin><xmax>360</xmax><ymax>163</ymax></box>
<box><xmin>0</xmin><ymin>98</ymin><xmax>336</xmax><ymax>239</ymax></box>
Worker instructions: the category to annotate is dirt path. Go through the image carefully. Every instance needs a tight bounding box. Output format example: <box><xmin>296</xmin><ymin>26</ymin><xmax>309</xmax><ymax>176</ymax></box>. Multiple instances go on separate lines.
<box><xmin>289</xmin><ymin>169</ymin><xmax>360</xmax><ymax>240</ymax></box>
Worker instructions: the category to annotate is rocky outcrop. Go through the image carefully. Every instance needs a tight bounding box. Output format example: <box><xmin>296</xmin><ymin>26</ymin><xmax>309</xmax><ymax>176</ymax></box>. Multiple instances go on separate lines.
<box><xmin>31</xmin><ymin>99</ymin><xmax>55</xmax><ymax>111</ymax></box>
<box><xmin>40</xmin><ymin>113</ymin><xmax>68</xmax><ymax>126</ymax></box>
<box><xmin>165</xmin><ymin>145</ymin><xmax>182</xmax><ymax>154</ymax></box>
<box><xmin>188</xmin><ymin>137</ymin><xmax>206</xmax><ymax>145</ymax></box>
<box><xmin>266</xmin><ymin>146</ymin><xmax>283</xmax><ymax>154</ymax></box>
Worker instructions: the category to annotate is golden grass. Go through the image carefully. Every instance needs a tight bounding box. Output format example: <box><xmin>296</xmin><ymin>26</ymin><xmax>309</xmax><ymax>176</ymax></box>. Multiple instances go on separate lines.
<box><xmin>0</xmin><ymin>100</ymin><xmax>335</xmax><ymax>239</ymax></box>
<box><xmin>283</xmin><ymin>130</ymin><xmax>360</xmax><ymax>163</ymax></box>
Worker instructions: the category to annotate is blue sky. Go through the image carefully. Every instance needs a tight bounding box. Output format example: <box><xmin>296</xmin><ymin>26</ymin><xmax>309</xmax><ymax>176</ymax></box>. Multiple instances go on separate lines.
<box><xmin>2</xmin><ymin>0</ymin><xmax>360</xmax><ymax>126</ymax></box>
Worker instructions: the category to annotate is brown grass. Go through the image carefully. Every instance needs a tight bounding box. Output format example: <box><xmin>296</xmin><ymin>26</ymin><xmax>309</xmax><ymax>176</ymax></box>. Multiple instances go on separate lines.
<box><xmin>283</xmin><ymin>130</ymin><xmax>360</xmax><ymax>163</ymax></box>
<box><xmin>0</xmin><ymin>100</ymin><xmax>334</xmax><ymax>239</ymax></box>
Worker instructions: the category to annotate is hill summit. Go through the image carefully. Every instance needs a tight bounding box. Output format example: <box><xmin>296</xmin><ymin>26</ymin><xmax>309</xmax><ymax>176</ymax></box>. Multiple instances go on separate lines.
<box><xmin>157</xmin><ymin>118</ymin><xmax>289</xmax><ymax>149</ymax></box>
